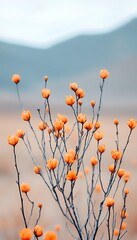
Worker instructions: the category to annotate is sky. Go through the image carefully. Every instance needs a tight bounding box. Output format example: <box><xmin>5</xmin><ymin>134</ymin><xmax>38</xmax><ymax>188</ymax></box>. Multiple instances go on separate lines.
<box><xmin>0</xmin><ymin>0</ymin><xmax>137</xmax><ymax>48</ymax></box>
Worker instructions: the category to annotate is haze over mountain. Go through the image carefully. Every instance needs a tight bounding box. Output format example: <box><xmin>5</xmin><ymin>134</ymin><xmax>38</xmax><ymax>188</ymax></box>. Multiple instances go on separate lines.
<box><xmin>1</xmin><ymin>18</ymin><xmax>137</xmax><ymax>110</ymax></box>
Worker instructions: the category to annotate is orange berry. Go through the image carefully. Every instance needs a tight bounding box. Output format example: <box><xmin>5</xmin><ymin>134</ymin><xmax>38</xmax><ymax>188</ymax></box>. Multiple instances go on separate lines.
<box><xmin>8</xmin><ymin>135</ymin><xmax>19</xmax><ymax>146</ymax></box>
<box><xmin>114</xmin><ymin>229</ymin><xmax>119</xmax><ymax>236</ymax></box>
<box><xmin>19</xmin><ymin>228</ymin><xmax>32</xmax><ymax>240</ymax></box>
<box><xmin>84</xmin><ymin>121</ymin><xmax>93</xmax><ymax>130</ymax></box>
<box><xmin>120</xmin><ymin>222</ymin><xmax>127</xmax><ymax>230</ymax></box>
<box><xmin>111</xmin><ymin>150</ymin><xmax>122</xmax><ymax>160</ymax></box>
<box><xmin>46</xmin><ymin>159</ymin><xmax>58</xmax><ymax>170</ymax></box>
<box><xmin>90</xmin><ymin>157</ymin><xmax>98</xmax><ymax>166</ymax></box>
<box><xmin>108</xmin><ymin>164</ymin><xmax>115</xmax><ymax>173</ymax></box>
<box><xmin>33</xmin><ymin>165</ymin><xmax>42</xmax><ymax>174</ymax></box>
<box><xmin>113</xmin><ymin>119</ymin><xmax>119</xmax><ymax>125</ymax></box>
<box><xmin>90</xmin><ymin>100</ymin><xmax>96</xmax><ymax>107</ymax></box>
<box><xmin>66</xmin><ymin>170</ymin><xmax>77</xmax><ymax>181</ymax></box>
<box><xmin>38</xmin><ymin>122</ymin><xmax>47</xmax><ymax>131</ymax></box>
<box><xmin>118</xmin><ymin>169</ymin><xmax>125</xmax><ymax>178</ymax></box>
<box><xmin>78</xmin><ymin>99</ymin><xmax>82</xmax><ymax>106</ymax></box>
<box><xmin>124</xmin><ymin>188</ymin><xmax>129</xmax><ymax>195</ymax></box>
<box><xmin>123</xmin><ymin>172</ymin><xmax>130</xmax><ymax>182</ymax></box>
<box><xmin>20</xmin><ymin>183</ymin><xmax>31</xmax><ymax>193</ymax></box>
<box><xmin>70</xmin><ymin>82</ymin><xmax>78</xmax><ymax>92</ymax></box>
<box><xmin>120</xmin><ymin>210</ymin><xmax>128</xmax><ymax>218</ymax></box>
<box><xmin>127</xmin><ymin>118</ymin><xmax>137</xmax><ymax>129</ymax></box>
<box><xmin>21</xmin><ymin>111</ymin><xmax>31</xmax><ymax>121</ymax></box>
<box><xmin>41</xmin><ymin>88</ymin><xmax>51</xmax><ymax>99</ymax></box>
<box><xmin>94</xmin><ymin>131</ymin><xmax>104</xmax><ymax>141</ymax></box>
<box><xmin>100</xmin><ymin>69</ymin><xmax>109</xmax><ymax>79</ymax></box>
<box><xmin>66</xmin><ymin>96</ymin><xmax>75</xmax><ymax>106</ymax></box>
<box><xmin>76</xmin><ymin>88</ymin><xmax>85</xmax><ymax>98</ymax></box>
<box><xmin>12</xmin><ymin>74</ymin><xmax>21</xmax><ymax>84</ymax></box>
<box><xmin>105</xmin><ymin>197</ymin><xmax>114</xmax><ymax>207</ymax></box>
<box><xmin>77</xmin><ymin>113</ymin><xmax>86</xmax><ymax>124</ymax></box>
<box><xmin>34</xmin><ymin>225</ymin><xmax>43</xmax><ymax>237</ymax></box>
<box><xmin>94</xmin><ymin>121</ymin><xmax>101</xmax><ymax>129</ymax></box>
<box><xmin>44</xmin><ymin>231</ymin><xmax>57</xmax><ymax>240</ymax></box>
<box><xmin>98</xmin><ymin>144</ymin><xmax>105</xmax><ymax>154</ymax></box>
<box><xmin>38</xmin><ymin>203</ymin><xmax>42</xmax><ymax>208</ymax></box>
<box><xmin>16</xmin><ymin>129</ymin><xmax>25</xmax><ymax>138</ymax></box>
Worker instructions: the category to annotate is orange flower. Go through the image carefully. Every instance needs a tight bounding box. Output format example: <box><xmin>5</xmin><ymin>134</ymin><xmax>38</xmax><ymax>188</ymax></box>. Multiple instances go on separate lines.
<box><xmin>57</xmin><ymin>114</ymin><xmax>68</xmax><ymax>124</ymax></box>
<box><xmin>84</xmin><ymin>166</ymin><xmax>91</xmax><ymax>174</ymax></box>
<box><xmin>77</xmin><ymin>113</ymin><xmax>86</xmax><ymax>124</ymax></box>
<box><xmin>33</xmin><ymin>165</ymin><xmax>42</xmax><ymax>174</ymax></box>
<box><xmin>100</xmin><ymin>69</ymin><xmax>109</xmax><ymax>79</ymax></box>
<box><xmin>16</xmin><ymin>129</ymin><xmax>25</xmax><ymax>138</ymax></box>
<box><xmin>64</xmin><ymin>150</ymin><xmax>76</xmax><ymax>164</ymax></box>
<box><xmin>55</xmin><ymin>225</ymin><xmax>61</xmax><ymax>232</ymax></box>
<box><xmin>54</xmin><ymin>119</ymin><xmax>64</xmax><ymax>131</ymax></box>
<box><xmin>94</xmin><ymin>131</ymin><xmax>104</xmax><ymax>141</ymax></box>
<box><xmin>114</xmin><ymin>229</ymin><xmax>119</xmax><ymax>236</ymax></box>
<box><xmin>38</xmin><ymin>122</ymin><xmax>47</xmax><ymax>131</ymax></box>
<box><xmin>113</xmin><ymin>119</ymin><xmax>119</xmax><ymax>125</ymax></box>
<box><xmin>21</xmin><ymin>111</ymin><xmax>31</xmax><ymax>121</ymax></box>
<box><xmin>127</xmin><ymin>118</ymin><xmax>137</xmax><ymax>129</ymax></box>
<box><xmin>120</xmin><ymin>210</ymin><xmax>128</xmax><ymax>218</ymax></box>
<box><xmin>44</xmin><ymin>231</ymin><xmax>57</xmax><ymax>240</ymax></box>
<box><xmin>98</xmin><ymin>144</ymin><xmax>105</xmax><ymax>154</ymax></box>
<box><xmin>66</xmin><ymin>96</ymin><xmax>75</xmax><ymax>106</ymax></box>
<box><xmin>123</xmin><ymin>171</ymin><xmax>130</xmax><ymax>182</ymax></box>
<box><xmin>20</xmin><ymin>183</ymin><xmax>31</xmax><ymax>193</ymax></box>
<box><xmin>90</xmin><ymin>100</ymin><xmax>96</xmax><ymax>107</ymax></box>
<box><xmin>111</xmin><ymin>150</ymin><xmax>122</xmax><ymax>160</ymax></box>
<box><xmin>120</xmin><ymin>222</ymin><xmax>127</xmax><ymax>230</ymax></box>
<box><xmin>70</xmin><ymin>82</ymin><xmax>78</xmax><ymax>92</ymax></box>
<box><xmin>34</xmin><ymin>225</ymin><xmax>43</xmax><ymax>237</ymax></box>
<box><xmin>47</xmin><ymin>159</ymin><xmax>58</xmax><ymax>170</ymax></box>
<box><xmin>12</xmin><ymin>74</ymin><xmax>21</xmax><ymax>84</ymax></box>
<box><xmin>118</xmin><ymin>169</ymin><xmax>125</xmax><ymax>178</ymax></box>
<box><xmin>90</xmin><ymin>157</ymin><xmax>98</xmax><ymax>166</ymax></box>
<box><xmin>94</xmin><ymin>121</ymin><xmax>101</xmax><ymax>129</ymax></box>
<box><xmin>95</xmin><ymin>184</ymin><xmax>101</xmax><ymax>193</ymax></box>
<box><xmin>66</xmin><ymin>170</ymin><xmax>77</xmax><ymax>181</ymax></box>
<box><xmin>76</xmin><ymin>88</ymin><xmax>85</xmax><ymax>98</ymax></box>
<box><xmin>38</xmin><ymin>203</ymin><xmax>42</xmax><ymax>208</ymax></box>
<box><xmin>78</xmin><ymin>99</ymin><xmax>82</xmax><ymax>106</ymax></box>
<box><xmin>108</xmin><ymin>164</ymin><xmax>115</xmax><ymax>173</ymax></box>
<box><xmin>8</xmin><ymin>135</ymin><xmax>19</xmax><ymax>146</ymax></box>
<box><xmin>41</xmin><ymin>88</ymin><xmax>51</xmax><ymax>99</ymax></box>
<box><xmin>105</xmin><ymin>197</ymin><xmax>114</xmax><ymax>207</ymax></box>
<box><xmin>19</xmin><ymin>228</ymin><xmax>32</xmax><ymax>240</ymax></box>
<box><xmin>44</xmin><ymin>75</ymin><xmax>48</xmax><ymax>81</ymax></box>
<box><xmin>84</xmin><ymin>121</ymin><xmax>93</xmax><ymax>130</ymax></box>
<box><xmin>124</xmin><ymin>188</ymin><xmax>129</xmax><ymax>195</ymax></box>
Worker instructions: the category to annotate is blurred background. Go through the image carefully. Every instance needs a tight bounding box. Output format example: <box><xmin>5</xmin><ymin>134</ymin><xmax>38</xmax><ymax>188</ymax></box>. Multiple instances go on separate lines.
<box><xmin>0</xmin><ymin>0</ymin><xmax>137</xmax><ymax>239</ymax></box>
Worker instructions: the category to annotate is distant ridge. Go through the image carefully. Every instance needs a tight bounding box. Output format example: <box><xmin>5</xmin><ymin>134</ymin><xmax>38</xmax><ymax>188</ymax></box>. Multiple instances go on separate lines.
<box><xmin>0</xmin><ymin>18</ymin><xmax>137</xmax><ymax>108</ymax></box>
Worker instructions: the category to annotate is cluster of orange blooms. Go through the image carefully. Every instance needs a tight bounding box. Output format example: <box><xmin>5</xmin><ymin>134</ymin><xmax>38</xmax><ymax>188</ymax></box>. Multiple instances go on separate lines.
<box><xmin>10</xmin><ymin>70</ymin><xmax>137</xmax><ymax>239</ymax></box>
<box><xmin>19</xmin><ymin>228</ymin><xmax>58</xmax><ymax>240</ymax></box>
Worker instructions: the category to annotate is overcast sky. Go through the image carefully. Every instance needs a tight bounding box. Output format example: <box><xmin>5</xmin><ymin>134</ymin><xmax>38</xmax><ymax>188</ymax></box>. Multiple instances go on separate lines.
<box><xmin>0</xmin><ymin>0</ymin><xmax>137</xmax><ymax>47</ymax></box>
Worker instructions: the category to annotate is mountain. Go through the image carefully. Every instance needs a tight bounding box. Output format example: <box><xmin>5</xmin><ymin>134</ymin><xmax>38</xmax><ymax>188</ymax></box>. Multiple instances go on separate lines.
<box><xmin>0</xmin><ymin>18</ymin><xmax>137</xmax><ymax>109</ymax></box>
